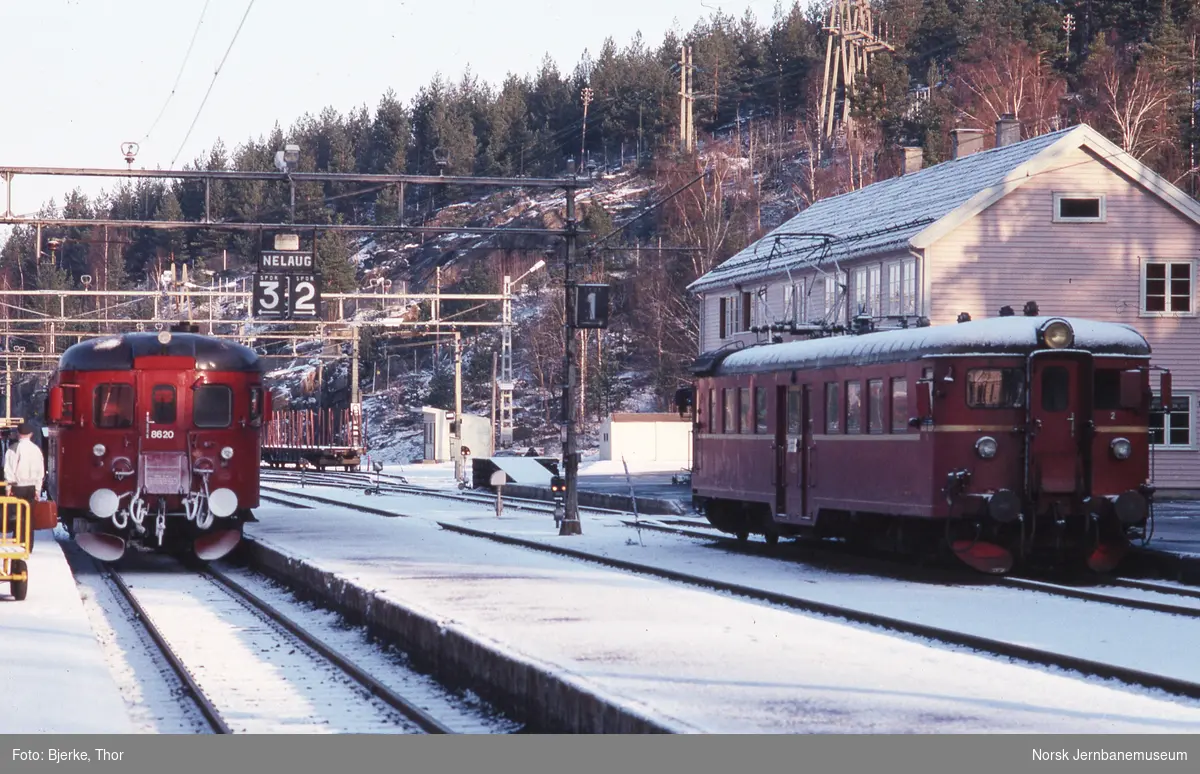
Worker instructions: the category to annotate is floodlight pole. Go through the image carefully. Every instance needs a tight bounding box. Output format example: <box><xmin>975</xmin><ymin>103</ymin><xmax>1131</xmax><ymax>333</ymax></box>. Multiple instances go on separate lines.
<box><xmin>560</xmin><ymin>182</ymin><xmax>582</xmax><ymax>535</ymax></box>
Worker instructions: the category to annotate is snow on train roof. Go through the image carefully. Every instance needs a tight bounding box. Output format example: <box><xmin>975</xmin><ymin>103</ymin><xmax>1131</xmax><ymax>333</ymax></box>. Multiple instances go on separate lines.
<box><xmin>57</xmin><ymin>333</ymin><xmax>261</xmax><ymax>372</ymax></box>
<box><xmin>702</xmin><ymin>317</ymin><xmax>1150</xmax><ymax>376</ymax></box>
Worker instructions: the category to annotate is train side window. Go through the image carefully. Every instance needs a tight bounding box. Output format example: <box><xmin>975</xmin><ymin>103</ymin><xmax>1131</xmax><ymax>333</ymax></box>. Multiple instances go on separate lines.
<box><xmin>60</xmin><ymin>386</ymin><xmax>77</xmax><ymax>423</ymax></box>
<box><xmin>754</xmin><ymin>387</ymin><xmax>768</xmax><ymax>434</ymax></box>
<box><xmin>739</xmin><ymin>387</ymin><xmax>752</xmax><ymax>434</ymax></box>
<box><xmin>787</xmin><ymin>387</ymin><xmax>802</xmax><ymax>435</ymax></box>
<box><xmin>94</xmin><ymin>384</ymin><xmax>134</xmax><ymax>429</ymax></box>
<box><xmin>966</xmin><ymin>368</ymin><xmax>1026</xmax><ymax>408</ymax></box>
<box><xmin>723</xmin><ymin>388</ymin><xmax>735</xmax><ymax>434</ymax></box>
<box><xmin>151</xmin><ymin>385</ymin><xmax>176</xmax><ymax>423</ymax></box>
<box><xmin>890</xmin><ymin>378</ymin><xmax>909</xmax><ymax>433</ymax></box>
<box><xmin>867</xmin><ymin>379</ymin><xmax>884</xmax><ymax>434</ymax></box>
<box><xmin>846</xmin><ymin>381</ymin><xmax>863</xmax><ymax>434</ymax></box>
<box><xmin>1094</xmin><ymin>370</ymin><xmax>1121</xmax><ymax>410</ymax></box>
<box><xmin>708</xmin><ymin>389</ymin><xmax>715</xmax><ymax>433</ymax></box>
<box><xmin>825</xmin><ymin>382</ymin><xmax>841</xmax><ymax>433</ymax></box>
<box><xmin>1041</xmin><ymin>367</ymin><xmax>1070</xmax><ymax>412</ymax></box>
<box><xmin>250</xmin><ymin>386</ymin><xmax>264</xmax><ymax>423</ymax></box>
<box><xmin>194</xmin><ymin>385</ymin><xmax>233</xmax><ymax>428</ymax></box>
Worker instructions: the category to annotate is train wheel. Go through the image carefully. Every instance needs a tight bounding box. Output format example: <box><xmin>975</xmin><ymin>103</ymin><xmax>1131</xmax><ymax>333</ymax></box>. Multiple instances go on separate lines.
<box><xmin>736</xmin><ymin>530</ymin><xmax>749</xmax><ymax>543</ymax></box>
<box><xmin>10</xmin><ymin>559</ymin><xmax>27</xmax><ymax>601</ymax></box>
<box><xmin>764</xmin><ymin>532</ymin><xmax>779</xmax><ymax>546</ymax></box>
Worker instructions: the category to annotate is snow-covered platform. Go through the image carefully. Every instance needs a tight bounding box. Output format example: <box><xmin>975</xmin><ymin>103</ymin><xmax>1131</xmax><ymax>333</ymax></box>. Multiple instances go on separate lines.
<box><xmin>1132</xmin><ymin>500</ymin><xmax>1200</xmax><ymax>581</ymax></box>
<box><xmin>0</xmin><ymin>530</ymin><xmax>133</xmax><ymax>733</ymax></box>
<box><xmin>246</xmin><ymin>493</ymin><xmax>1200</xmax><ymax>733</ymax></box>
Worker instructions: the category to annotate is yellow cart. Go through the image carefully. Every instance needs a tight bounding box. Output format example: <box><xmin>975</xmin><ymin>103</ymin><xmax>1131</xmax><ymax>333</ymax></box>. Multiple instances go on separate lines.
<box><xmin>1</xmin><ymin>497</ymin><xmax>30</xmax><ymax>601</ymax></box>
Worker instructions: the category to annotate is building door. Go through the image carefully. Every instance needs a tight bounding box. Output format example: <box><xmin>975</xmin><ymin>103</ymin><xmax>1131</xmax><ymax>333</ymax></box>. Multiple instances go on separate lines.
<box><xmin>1029</xmin><ymin>354</ymin><xmax>1091</xmax><ymax>496</ymax></box>
<box><xmin>774</xmin><ymin>386</ymin><xmax>788</xmax><ymax>516</ymax></box>
<box><xmin>783</xmin><ymin>385</ymin><xmax>813</xmax><ymax>524</ymax></box>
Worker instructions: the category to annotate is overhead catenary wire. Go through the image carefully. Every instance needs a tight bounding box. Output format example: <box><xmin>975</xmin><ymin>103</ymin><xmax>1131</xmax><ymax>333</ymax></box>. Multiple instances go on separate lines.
<box><xmin>170</xmin><ymin>0</ymin><xmax>257</xmax><ymax>168</ymax></box>
<box><xmin>141</xmin><ymin>0</ymin><xmax>212</xmax><ymax>145</ymax></box>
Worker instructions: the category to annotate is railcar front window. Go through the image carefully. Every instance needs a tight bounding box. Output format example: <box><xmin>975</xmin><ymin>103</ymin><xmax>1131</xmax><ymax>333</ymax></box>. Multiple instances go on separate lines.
<box><xmin>846</xmin><ymin>382</ymin><xmax>863</xmax><ymax>434</ymax></box>
<box><xmin>1094</xmin><ymin>370</ymin><xmax>1121</xmax><ymax>411</ymax></box>
<box><xmin>94</xmin><ymin>384</ymin><xmax>134</xmax><ymax>428</ymax></box>
<box><xmin>754</xmin><ymin>387</ymin><xmax>768</xmax><ymax>434</ymax></box>
<box><xmin>151</xmin><ymin>385</ymin><xmax>176</xmax><ymax>423</ymax></box>
<box><xmin>825</xmin><ymin>383</ymin><xmax>841</xmax><ymax>434</ymax></box>
<box><xmin>194</xmin><ymin>385</ymin><xmax>233</xmax><ymax>428</ymax></box>
<box><xmin>1041</xmin><ymin>367</ymin><xmax>1070</xmax><ymax>412</ymax></box>
<box><xmin>966</xmin><ymin>368</ymin><xmax>1026</xmax><ymax>408</ymax></box>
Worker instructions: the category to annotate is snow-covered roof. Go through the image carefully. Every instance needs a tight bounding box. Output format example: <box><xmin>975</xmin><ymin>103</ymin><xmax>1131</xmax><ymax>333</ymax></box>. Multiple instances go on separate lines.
<box><xmin>696</xmin><ymin>316</ymin><xmax>1150</xmax><ymax>376</ymax></box>
<box><xmin>689</xmin><ymin>124</ymin><xmax>1200</xmax><ymax>293</ymax></box>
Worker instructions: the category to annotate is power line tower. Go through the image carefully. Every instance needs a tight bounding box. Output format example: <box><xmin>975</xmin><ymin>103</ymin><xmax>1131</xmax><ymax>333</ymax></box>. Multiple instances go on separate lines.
<box><xmin>818</xmin><ymin>0</ymin><xmax>893</xmax><ymax>140</ymax></box>
<box><xmin>678</xmin><ymin>45</ymin><xmax>695</xmax><ymax>153</ymax></box>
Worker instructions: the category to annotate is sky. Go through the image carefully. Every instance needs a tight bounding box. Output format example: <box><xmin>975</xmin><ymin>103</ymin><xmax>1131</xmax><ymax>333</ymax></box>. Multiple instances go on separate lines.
<box><xmin>0</xmin><ymin>0</ymin><xmax>788</xmax><ymax>227</ymax></box>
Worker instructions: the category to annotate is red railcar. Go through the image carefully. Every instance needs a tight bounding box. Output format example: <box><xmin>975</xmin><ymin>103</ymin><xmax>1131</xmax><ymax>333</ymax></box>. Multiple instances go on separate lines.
<box><xmin>685</xmin><ymin>316</ymin><xmax>1168</xmax><ymax>574</ymax></box>
<box><xmin>45</xmin><ymin>328</ymin><xmax>267</xmax><ymax>562</ymax></box>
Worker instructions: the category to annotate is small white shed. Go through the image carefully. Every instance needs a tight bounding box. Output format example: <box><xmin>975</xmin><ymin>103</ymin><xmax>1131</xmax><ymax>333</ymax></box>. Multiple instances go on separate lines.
<box><xmin>599</xmin><ymin>413</ymin><xmax>693</xmax><ymax>463</ymax></box>
<box><xmin>421</xmin><ymin>407</ymin><xmax>494</xmax><ymax>462</ymax></box>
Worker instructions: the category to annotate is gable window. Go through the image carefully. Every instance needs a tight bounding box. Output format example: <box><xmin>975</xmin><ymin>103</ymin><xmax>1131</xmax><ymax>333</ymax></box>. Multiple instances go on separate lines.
<box><xmin>1141</xmin><ymin>259</ymin><xmax>1194</xmax><ymax>316</ymax></box>
<box><xmin>719</xmin><ymin>293</ymin><xmax>750</xmax><ymax>338</ymax></box>
<box><xmin>1053</xmin><ymin>193</ymin><xmax>1106</xmax><ymax>223</ymax></box>
<box><xmin>1151</xmin><ymin>394</ymin><xmax>1192</xmax><ymax>448</ymax></box>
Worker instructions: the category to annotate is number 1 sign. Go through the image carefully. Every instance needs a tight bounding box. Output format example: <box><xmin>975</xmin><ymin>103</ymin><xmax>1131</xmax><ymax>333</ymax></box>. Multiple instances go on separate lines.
<box><xmin>573</xmin><ymin>283</ymin><xmax>609</xmax><ymax>329</ymax></box>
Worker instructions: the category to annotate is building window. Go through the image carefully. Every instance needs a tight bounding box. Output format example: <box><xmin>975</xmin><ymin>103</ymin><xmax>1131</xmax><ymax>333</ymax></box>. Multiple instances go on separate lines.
<box><xmin>755</xmin><ymin>387</ymin><xmax>768</xmax><ymax>434</ymax></box>
<box><xmin>825</xmin><ymin>382</ymin><xmax>841</xmax><ymax>434</ymax></box>
<box><xmin>853</xmin><ymin>267</ymin><xmax>869</xmax><ymax>316</ymax></box>
<box><xmin>902</xmin><ymin>259</ymin><xmax>917</xmax><ymax>316</ymax></box>
<box><xmin>1141</xmin><ymin>260</ymin><xmax>1194</xmax><ymax>316</ymax></box>
<box><xmin>739</xmin><ymin>387</ymin><xmax>752</xmax><ymax>434</ymax></box>
<box><xmin>1151</xmin><ymin>395</ymin><xmax>1192</xmax><ymax>448</ymax></box>
<box><xmin>1053</xmin><ymin>193</ymin><xmax>1106</xmax><ymax>223</ymax></box>
<box><xmin>824</xmin><ymin>274</ymin><xmax>839</xmax><ymax>322</ymax></box>
<box><xmin>787</xmin><ymin>387</ymin><xmax>802</xmax><ymax>435</ymax></box>
<box><xmin>724</xmin><ymin>388</ymin><xmax>735</xmax><ymax>434</ymax></box>
<box><xmin>846</xmin><ymin>381</ymin><xmax>863</xmax><ymax>434</ymax></box>
<box><xmin>867</xmin><ymin>379</ymin><xmax>884</xmax><ymax>434</ymax></box>
<box><xmin>891</xmin><ymin>377</ymin><xmax>908</xmax><ymax>433</ymax></box>
<box><xmin>753</xmin><ymin>287</ymin><xmax>768</xmax><ymax>327</ymax></box>
<box><xmin>886</xmin><ymin>263</ymin><xmax>902</xmax><ymax>316</ymax></box>
<box><xmin>868</xmin><ymin>265</ymin><xmax>881</xmax><ymax>316</ymax></box>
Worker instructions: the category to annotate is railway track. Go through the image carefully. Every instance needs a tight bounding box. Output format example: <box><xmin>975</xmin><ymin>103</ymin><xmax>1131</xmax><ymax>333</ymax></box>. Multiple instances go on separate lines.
<box><xmin>249</xmin><ymin>485</ymin><xmax>1200</xmax><ymax>703</ymax></box>
<box><xmin>100</xmin><ymin>556</ymin><xmax>457</xmax><ymax>734</ymax></box>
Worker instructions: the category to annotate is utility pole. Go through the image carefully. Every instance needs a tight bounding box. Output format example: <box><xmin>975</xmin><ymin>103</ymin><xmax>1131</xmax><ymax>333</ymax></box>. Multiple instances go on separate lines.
<box><xmin>491</xmin><ymin>351</ymin><xmax>498</xmax><ymax>450</ymax></box>
<box><xmin>435</xmin><ymin>265</ymin><xmax>442</xmax><ymax>361</ymax></box>
<box><xmin>453</xmin><ymin>330</ymin><xmax>464</xmax><ymax>482</ymax></box>
<box><xmin>560</xmin><ymin>183</ymin><xmax>582</xmax><ymax>535</ymax></box>
<box><xmin>500</xmin><ymin>274</ymin><xmax>515</xmax><ymax>447</ymax></box>
<box><xmin>580</xmin><ymin>86</ymin><xmax>594</xmax><ymax>175</ymax></box>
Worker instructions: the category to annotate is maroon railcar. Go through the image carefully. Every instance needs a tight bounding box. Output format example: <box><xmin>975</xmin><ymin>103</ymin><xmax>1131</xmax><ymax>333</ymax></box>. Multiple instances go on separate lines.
<box><xmin>45</xmin><ymin>329</ymin><xmax>267</xmax><ymax>562</ymax></box>
<box><xmin>686</xmin><ymin>316</ymin><xmax>1168</xmax><ymax>573</ymax></box>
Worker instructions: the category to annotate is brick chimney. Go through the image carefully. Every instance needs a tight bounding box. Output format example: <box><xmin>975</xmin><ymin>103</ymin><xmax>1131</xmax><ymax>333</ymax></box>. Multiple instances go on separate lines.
<box><xmin>995</xmin><ymin>114</ymin><xmax>1020</xmax><ymax>147</ymax></box>
<box><xmin>902</xmin><ymin>146</ymin><xmax>924</xmax><ymax>175</ymax></box>
<box><xmin>951</xmin><ymin>128</ymin><xmax>985</xmax><ymax>160</ymax></box>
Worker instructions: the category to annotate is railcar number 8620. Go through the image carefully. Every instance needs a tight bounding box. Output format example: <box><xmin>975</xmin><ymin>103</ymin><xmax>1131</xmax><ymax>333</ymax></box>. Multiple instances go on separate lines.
<box><xmin>150</xmin><ymin>429</ymin><xmax>175</xmax><ymax>439</ymax></box>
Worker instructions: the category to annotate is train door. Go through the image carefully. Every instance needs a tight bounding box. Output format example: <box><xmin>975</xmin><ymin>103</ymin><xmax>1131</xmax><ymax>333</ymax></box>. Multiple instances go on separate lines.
<box><xmin>137</xmin><ymin>372</ymin><xmax>188</xmax><ymax>496</ymax></box>
<box><xmin>1028</xmin><ymin>353</ymin><xmax>1092</xmax><ymax>495</ymax></box>
<box><xmin>774</xmin><ymin>386</ymin><xmax>787</xmax><ymax>516</ymax></box>
<box><xmin>784</xmin><ymin>384</ymin><xmax>813</xmax><ymax>524</ymax></box>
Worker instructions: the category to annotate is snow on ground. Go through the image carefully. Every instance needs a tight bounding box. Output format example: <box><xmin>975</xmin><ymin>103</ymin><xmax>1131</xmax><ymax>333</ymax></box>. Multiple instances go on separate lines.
<box><xmin>578</xmin><ymin>459</ymin><xmax>692</xmax><ymax>477</ymax></box>
<box><xmin>0</xmin><ymin>530</ymin><xmax>134</xmax><ymax>733</ymax></box>
<box><xmin>249</xmin><ymin>491</ymin><xmax>1200</xmax><ymax>733</ymax></box>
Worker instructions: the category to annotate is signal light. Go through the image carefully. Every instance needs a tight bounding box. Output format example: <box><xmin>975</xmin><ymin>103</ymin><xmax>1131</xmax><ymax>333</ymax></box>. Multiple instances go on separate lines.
<box><xmin>550</xmin><ymin>476</ymin><xmax>566</xmax><ymax>496</ymax></box>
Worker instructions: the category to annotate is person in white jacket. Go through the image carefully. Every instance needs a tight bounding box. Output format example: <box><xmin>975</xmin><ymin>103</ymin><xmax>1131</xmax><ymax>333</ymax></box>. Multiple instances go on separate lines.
<box><xmin>5</xmin><ymin>422</ymin><xmax>44</xmax><ymax>549</ymax></box>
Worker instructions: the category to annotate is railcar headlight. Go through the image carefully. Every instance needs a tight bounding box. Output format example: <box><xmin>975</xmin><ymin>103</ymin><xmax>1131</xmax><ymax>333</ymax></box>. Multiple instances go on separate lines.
<box><xmin>92</xmin><ymin>443</ymin><xmax>106</xmax><ymax>457</ymax></box>
<box><xmin>1040</xmin><ymin>319</ymin><xmax>1074</xmax><ymax>349</ymax></box>
<box><xmin>220</xmin><ymin>446</ymin><xmax>234</xmax><ymax>460</ymax></box>
<box><xmin>1111</xmin><ymin>437</ymin><xmax>1132</xmax><ymax>460</ymax></box>
<box><xmin>975</xmin><ymin>436</ymin><xmax>998</xmax><ymax>459</ymax></box>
